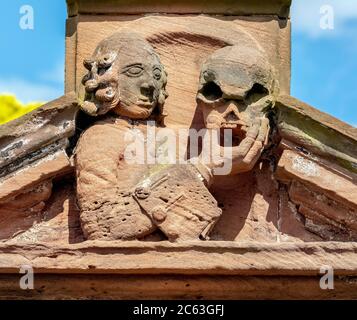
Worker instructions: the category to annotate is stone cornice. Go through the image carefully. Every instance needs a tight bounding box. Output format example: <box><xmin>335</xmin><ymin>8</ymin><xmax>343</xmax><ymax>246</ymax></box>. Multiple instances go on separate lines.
<box><xmin>66</xmin><ymin>0</ymin><xmax>292</xmax><ymax>18</ymax></box>
<box><xmin>1</xmin><ymin>241</ymin><xmax>356</xmax><ymax>275</ymax></box>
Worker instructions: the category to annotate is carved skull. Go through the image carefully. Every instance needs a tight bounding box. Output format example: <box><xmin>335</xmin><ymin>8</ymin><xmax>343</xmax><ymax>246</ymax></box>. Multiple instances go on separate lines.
<box><xmin>197</xmin><ymin>45</ymin><xmax>278</xmax><ymax>174</ymax></box>
<box><xmin>81</xmin><ymin>32</ymin><xmax>168</xmax><ymax>122</ymax></box>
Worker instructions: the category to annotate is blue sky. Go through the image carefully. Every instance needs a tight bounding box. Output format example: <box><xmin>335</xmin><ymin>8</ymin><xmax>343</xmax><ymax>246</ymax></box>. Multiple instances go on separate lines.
<box><xmin>0</xmin><ymin>0</ymin><xmax>356</xmax><ymax>126</ymax></box>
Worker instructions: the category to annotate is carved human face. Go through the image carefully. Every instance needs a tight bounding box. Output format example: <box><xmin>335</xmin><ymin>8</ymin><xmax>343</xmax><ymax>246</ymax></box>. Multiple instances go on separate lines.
<box><xmin>197</xmin><ymin>45</ymin><xmax>277</xmax><ymax>173</ymax></box>
<box><xmin>81</xmin><ymin>33</ymin><xmax>168</xmax><ymax>120</ymax></box>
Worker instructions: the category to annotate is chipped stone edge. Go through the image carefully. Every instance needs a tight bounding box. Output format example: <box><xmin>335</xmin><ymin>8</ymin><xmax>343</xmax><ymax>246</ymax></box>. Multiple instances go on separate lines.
<box><xmin>0</xmin><ymin>241</ymin><xmax>356</xmax><ymax>276</ymax></box>
<box><xmin>276</xmin><ymin>95</ymin><xmax>357</xmax><ymax>173</ymax></box>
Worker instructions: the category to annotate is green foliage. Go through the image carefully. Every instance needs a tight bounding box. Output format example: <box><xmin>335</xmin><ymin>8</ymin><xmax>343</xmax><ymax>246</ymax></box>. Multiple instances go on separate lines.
<box><xmin>0</xmin><ymin>95</ymin><xmax>44</xmax><ymax>125</ymax></box>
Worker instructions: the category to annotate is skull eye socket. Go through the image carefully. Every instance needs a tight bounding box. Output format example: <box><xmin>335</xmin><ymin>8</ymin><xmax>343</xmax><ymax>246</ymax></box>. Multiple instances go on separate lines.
<box><xmin>245</xmin><ymin>83</ymin><xmax>269</xmax><ymax>104</ymax></box>
<box><xmin>200</xmin><ymin>81</ymin><xmax>223</xmax><ymax>101</ymax></box>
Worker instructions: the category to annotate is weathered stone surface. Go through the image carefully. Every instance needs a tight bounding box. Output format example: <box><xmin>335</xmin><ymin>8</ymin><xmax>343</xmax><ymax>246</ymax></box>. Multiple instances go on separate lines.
<box><xmin>65</xmin><ymin>17</ymin><xmax>78</xmax><ymax>93</ymax></box>
<box><xmin>76</xmin><ymin>31</ymin><xmax>223</xmax><ymax>242</ymax></box>
<box><xmin>0</xmin><ymin>168</ymin><xmax>320</xmax><ymax>245</ymax></box>
<box><xmin>209</xmin><ymin>163</ymin><xmax>321</xmax><ymax>243</ymax></box>
<box><xmin>276</xmin><ymin>95</ymin><xmax>357</xmax><ymax>173</ymax></box>
<box><xmin>0</xmin><ymin>180</ymin><xmax>52</xmax><ymax>220</ymax></box>
<box><xmin>75</xmin><ymin>119</ymin><xmax>157</xmax><ymax>240</ymax></box>
<box><xmin>0</xmin><ymin>181</ymin><xmax>53</xmax><ymax>240</ymax></box>
<box><xmin>277</xmin><ymin>95</ymin><xmax>357</xmax><ymax>140</ymax></box>
<box><xmin>276</xmin><ymin>149</ymin><xmax>357</xmax><ymax>209</ymax></box>
<box><xmin>69</xmin><ymin>14</ymin><xmax>291</xmax><ymax>127</ymax></box>
<box><xmin>197</xmin><ymin>44</ymin><xmax>274</xmax><ymax>174</ymax></box>
<box><xmin>67</xmin><ymin>0</ymin><xmax>292</xmax><ymax>17</ymax></box>
<box><xmin>0</xmin><ymin>93</ymin><xmax>78</xmax><ymax>175</ymax></box>
<box><xmin>1</xmin><ymin>0</ymin><xmax>357</xmax><ymax>300</ymax></box>
<box><xmin>301</xmin><ymin>206</ymin><xmax>357</xmax><ymax>242</ymax></box>
<box><xmin>277</xmin><ymin>183</ymin><xmax>322</xmax><ymax>242</ymax></box>
<box><xmin>133</xmin><ymin>164</ymin><xmax>222</xmax><ymax>241</ymax></box>
<box><xmin>1</xmin><ymin>274</ymin><xmax>356</xmax><ymax>300</ymax></box>
<box><xmin>75</xmin><ymin>32</ymin><xmax>173</xmax><ymax>241</ymax></box>
<box><xmin>0</xmin><ymin>93</ymin><xmax>79</xmax><ymax>227</ymax></box>
<box><xmin>75</xmin><ymin>118</ymin><xmax>221</xmax><ymax>241</ymax></box>
<box><xmin>276</xmin><ymin>148</ymin><xmax>357</xmax><ymax>241</ymax></box>
<box><xmin>80</xmin><ymin>31</ymin><xmax>168</xmax><ymax>119</ymax></box>
<box><xmin>9</xmin><ymin>182</ymin><xmax>83</xmax><ymax>244</ymax></box>
<box><xmin>0</xmin><ymin>150</ymin><xmax>72</xmax><ymax>203</ymax></box>
<box><xmin>0</xmin><ymin>239</ymin><xmax>356</xmax><ymax>299</ymax></box>
<box><xmin>0</xmin><ymin>241</ymin><xmax>356</xmax><ymax>275</ymax></box>
<box><xmin>290</xmin><ymin>182</ymin><xmax>357</xmax><ymax>232</ymax></box>
<box><xmin>210</xmin><ymin>167</ymin><xmax>280</xmax><ymax>242</ymax></box>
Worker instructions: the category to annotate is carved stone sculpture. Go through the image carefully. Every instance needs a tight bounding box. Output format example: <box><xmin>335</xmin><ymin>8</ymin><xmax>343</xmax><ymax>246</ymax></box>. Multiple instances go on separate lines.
<box><xmin>0</xmin><ymin>0</ymin><xmax>357</xmax><ymax>299</ymax></box>
<box><xmin>75</xmin><ymin>31</ymin><xmax>221</xmax><ymax>241</ymax></box>
<box><xmin>197</xmin><ymin>45</ymin><xmax>277</xmax><ymax>174</ymax></box>
<box><xmin>81</xmin><ymin>31</ymin><xmax>168</xmax><ymax>121</ymax></box>
<box><xmin>132</xmin><ymin>164</ymin><xmax>221</xmax><ymax>241</ymax></box>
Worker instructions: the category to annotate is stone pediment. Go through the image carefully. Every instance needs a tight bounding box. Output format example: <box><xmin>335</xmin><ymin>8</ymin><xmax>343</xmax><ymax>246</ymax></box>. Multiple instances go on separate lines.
<box><xmin>0</xmin><ymin>0</ymin><xmax>356</xmax><ymax>299</ymax></box>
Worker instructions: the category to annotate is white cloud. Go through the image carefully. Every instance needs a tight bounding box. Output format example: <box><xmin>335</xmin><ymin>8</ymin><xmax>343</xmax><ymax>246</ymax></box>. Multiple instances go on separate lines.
<box><xmin>292</xmin><ymin>0</ymin><xmax>357</xmax><ymax>37</ymax></box>
<box><xmin>0</xmin><ymin>78</ymin><xmax>63</xmax><ymax>103</ymax></box>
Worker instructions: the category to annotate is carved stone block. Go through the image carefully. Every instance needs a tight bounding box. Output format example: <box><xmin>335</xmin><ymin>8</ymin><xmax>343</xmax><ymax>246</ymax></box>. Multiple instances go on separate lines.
<box><xmin>0</xmin><ymin>0</ymin><xmax>356</xmax><ymax>299</ymax></box>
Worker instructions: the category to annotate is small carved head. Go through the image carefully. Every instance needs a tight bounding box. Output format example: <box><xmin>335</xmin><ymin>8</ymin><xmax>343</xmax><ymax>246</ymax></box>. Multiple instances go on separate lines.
<box><xmin>197</xmin><ymin>45</ymin><xmax>278</xmax><ymax>173</ymax></box>
<box><xmin>81</xmin><ymin>32</ymin><xmax>168</xmax><ymax>122</ymax></box>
